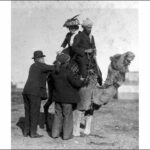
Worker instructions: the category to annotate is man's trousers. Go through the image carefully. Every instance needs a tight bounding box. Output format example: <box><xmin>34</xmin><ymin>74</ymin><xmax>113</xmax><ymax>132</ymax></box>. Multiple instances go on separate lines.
<box><xmin>51</xmin><ymin>102</ymin><xmax>73</xmax><ymax>140</ymax></box>
<box><xmin>22</xmin><ymin>94</ymin><xmax>41</xmax><ymax>135</ymax></box>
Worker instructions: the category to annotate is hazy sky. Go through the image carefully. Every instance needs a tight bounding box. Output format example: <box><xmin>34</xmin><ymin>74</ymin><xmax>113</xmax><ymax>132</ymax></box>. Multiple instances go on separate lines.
<box><xmin>11</xmin><ymin>1</ymin><xmax>139</xmax><ymax>84</ymax></box>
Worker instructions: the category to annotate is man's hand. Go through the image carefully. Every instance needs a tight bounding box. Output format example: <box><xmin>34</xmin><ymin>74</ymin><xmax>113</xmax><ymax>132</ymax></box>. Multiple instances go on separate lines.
<box><xmin>80</xmin><ymin>77</ymin><xmax>85</xmax><ymax>81</ymax></box>
<box><xmin>85</xmin><ymin>48</ymin><xmax>93</xmax><ymax>53</ymax></box>
<box><xmin>56</xmin><ymin>50</ymin><xmax>63</xmax><ymax>55</ymax></box>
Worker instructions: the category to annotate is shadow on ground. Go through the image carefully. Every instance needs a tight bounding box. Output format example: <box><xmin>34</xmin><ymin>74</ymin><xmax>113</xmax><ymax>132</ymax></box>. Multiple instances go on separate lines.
<box><xmin>16</xmin><ymin>112</ymin><xmax>54</xmax><ymax>136</ymax></box>
<box><xmin>12</xmin><ymin>100</ymin><xmax>139</xmax><ymax>149</ymax></box>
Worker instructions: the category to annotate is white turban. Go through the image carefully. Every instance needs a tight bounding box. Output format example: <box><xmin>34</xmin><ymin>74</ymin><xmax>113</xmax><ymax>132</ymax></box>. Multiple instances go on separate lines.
<box><xmin>82</xmin><ymin>18</ymin><xmax>93</xmax><ymax>27</ymax></box>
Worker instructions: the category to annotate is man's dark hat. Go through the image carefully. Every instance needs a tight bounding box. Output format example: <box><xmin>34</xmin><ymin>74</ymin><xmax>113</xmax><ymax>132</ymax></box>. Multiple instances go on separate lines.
<box><xmin>32</xmin><ymin>50</ymin><xmax>46</xmax><ymax>59</ymax></box>
<box><xmin>56</xmin><ymin>53</ymin><xmax>70</xmax><ymax>64</ymax></box>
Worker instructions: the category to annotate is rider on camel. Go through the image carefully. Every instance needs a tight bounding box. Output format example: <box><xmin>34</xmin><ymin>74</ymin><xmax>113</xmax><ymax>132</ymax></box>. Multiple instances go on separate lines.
<box><xmin>71</xmin><ymin>18</ymin><xmax>102</xmax><ymax>85</ymax></box>
<box><xmin>59</xmin><ymin>15</ymin><xmax>80</xmax><ymax>58</ymax></box>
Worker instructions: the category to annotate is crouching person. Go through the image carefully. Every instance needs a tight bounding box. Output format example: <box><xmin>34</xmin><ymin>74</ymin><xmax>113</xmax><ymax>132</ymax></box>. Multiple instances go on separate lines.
<box><xmin>22</xmin><ymin>50</ymin><xmax>54</xmax><ymax>138</ymax></box>
<box><xmin>49</xmin><ymin>53</ymin><xmax>85</xmax><ymax>140</ymax></box>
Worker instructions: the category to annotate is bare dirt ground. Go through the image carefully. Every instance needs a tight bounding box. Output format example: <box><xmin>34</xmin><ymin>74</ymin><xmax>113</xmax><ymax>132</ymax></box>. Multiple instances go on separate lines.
<box><xmin>11</xmin><ymin>100</ymin><xmax>138</xmax><ymax>149</ymax></box>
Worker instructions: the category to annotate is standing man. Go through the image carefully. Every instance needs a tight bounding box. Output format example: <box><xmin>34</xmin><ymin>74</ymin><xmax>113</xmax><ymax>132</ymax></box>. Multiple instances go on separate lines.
<box><xmin>22</xmin><ymin>50</ymin><xmax>54</xmax><ymax>138</ymax></box>
<box><xmin>72</xmin><ymin>18</ymin><xmax>102</xmax><ymax>85</ymax></box>
<box><xmin>49</xmin><ymin>53</ymin><xmax>85</xmax><ymax>140</ymax></box>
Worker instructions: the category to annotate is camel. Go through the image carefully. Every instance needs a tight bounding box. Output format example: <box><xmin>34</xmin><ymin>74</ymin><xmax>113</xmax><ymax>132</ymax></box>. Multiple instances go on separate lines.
<box><xmin>73</xmin><ymin>51</ymin><xmax>135</xmax><ymax>136</ymax></box>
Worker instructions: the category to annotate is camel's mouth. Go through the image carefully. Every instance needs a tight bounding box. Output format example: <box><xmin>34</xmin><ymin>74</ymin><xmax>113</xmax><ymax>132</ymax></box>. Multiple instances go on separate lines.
<box><xmin>124</xmin><ymin>54</ymin><xmax>135</xmax><ymax>66</ymax></box>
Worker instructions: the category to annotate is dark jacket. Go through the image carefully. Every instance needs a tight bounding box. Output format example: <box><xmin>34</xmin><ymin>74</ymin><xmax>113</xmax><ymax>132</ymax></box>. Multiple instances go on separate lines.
<box><xmin>61</xmin><ymin>32</ymin><xmax>73</xmax><ymax>48</ymax></box>
<box><xmin>72</xmin><ymin>31</ymin><xmax>96</xmax><ymax>58</ymax></box>
<box><xmin>22</xmin><ymin>62</ymin><xmax>54</xmax><ymax>99</ymax></box>
<box><xmin>48</xmin><ymin>66</ymin><xmax>83</xmax><ymax>103</ymax></box>
<box><xmin>72</xmin><ymin>31</ymin><xmax>103</xmax><ymax>85</ymax></box>
<box><xmin>61</xmin><ymin>32</ymin><xmax>75</xmax><ymax>58</ymax></box>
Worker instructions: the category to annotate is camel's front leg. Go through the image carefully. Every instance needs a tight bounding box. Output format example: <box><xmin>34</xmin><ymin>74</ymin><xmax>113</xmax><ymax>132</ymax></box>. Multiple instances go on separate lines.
<box><xmin>83</xmin><ymin>115</ymin><xmax>93</xmax><ymax>135</ymax></box>
<box><xmin>73</xmin><ymin>110</ymin><xmax>84</xmax><ymax>136</ymax></box>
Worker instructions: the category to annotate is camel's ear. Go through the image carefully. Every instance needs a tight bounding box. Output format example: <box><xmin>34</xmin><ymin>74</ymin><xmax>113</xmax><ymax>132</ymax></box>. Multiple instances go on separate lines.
<box><xmin>110</xmin><ymin>54</ymin><xmax>121</xmax><ymax>62</ymax></box>
<box><xmin>110</xmin><ymin>56</ymin><xmax>113</xmax><ymax>61</ymax></box>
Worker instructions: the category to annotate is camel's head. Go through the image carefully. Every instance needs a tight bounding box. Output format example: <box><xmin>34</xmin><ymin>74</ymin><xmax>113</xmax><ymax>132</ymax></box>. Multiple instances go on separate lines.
<box><xmin>110</xmin><ymin>51</ymin><xmax>135</xmax><ymax>73</ymax></box>
<box><xmin>104</xmin><ymin>51</ymin><xmax>135</xmax><ymax>88</ymax></box>
<box><xmin>93</xmin><ymin>51</ymin><xmax>135</xmax><ymax>107</ymax></box>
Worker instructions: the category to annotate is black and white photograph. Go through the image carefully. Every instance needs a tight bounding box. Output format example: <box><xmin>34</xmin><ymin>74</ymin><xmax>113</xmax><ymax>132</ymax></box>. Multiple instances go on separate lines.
<box><xmin>10</xmin><ymin>1</ymin><xmax>139</xmax><ymax>149</ymax></box>
<box><xmin>3</xmin><ymin>0</ymin><xmax>150</xmax><ymax>149</ymax></box>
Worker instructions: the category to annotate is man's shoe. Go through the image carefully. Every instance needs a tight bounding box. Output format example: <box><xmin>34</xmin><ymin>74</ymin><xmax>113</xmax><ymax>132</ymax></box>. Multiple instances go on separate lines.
<box><xmin>23</xmin><ymin>132</ymin><xmax>29</xmax><ymax>137</ymax></box>
<box><xmin>30</xmin><ymin>133</ymin><xmax>44</xmax><ymax>138</ymax></box>
<box><xmin>63</xmin><ymin>135</ymin><xmax>73</xmax><ymax>140</ymax></box>
<box><xmin>51</xmin><ymin>136</ymin><xmax>59</xmax><ymax>139</ymax></box>
<box><xmin>23</xmin><ymin>130</ymin><xmax>30</xmax><ymax>137</ymax></box>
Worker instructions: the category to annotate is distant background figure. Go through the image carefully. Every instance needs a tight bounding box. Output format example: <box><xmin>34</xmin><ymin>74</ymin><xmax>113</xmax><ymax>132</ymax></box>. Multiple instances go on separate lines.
<box><xmin>48</xmin><ymin>53</ymin><xmax>85</xmax><ymax>140</ymax></box>
<box><xmin>22</xmin><ymin>50</ymin><xmax>54</xmax><ymax>138</ymax></box>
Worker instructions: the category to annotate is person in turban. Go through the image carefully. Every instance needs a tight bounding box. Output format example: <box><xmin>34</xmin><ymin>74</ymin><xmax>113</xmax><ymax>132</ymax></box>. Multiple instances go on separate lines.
<box><xmin>71</xmin><ymin>18</ymin><xmax>103</xmax><ymax>85</ymax></box>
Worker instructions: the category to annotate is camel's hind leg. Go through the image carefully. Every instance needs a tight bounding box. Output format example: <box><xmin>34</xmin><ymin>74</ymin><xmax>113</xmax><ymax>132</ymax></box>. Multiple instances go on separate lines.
<box><xmin>73</xmin><ymin>110</ymin><xmax>84</xmax><ymax>136</ymax></box>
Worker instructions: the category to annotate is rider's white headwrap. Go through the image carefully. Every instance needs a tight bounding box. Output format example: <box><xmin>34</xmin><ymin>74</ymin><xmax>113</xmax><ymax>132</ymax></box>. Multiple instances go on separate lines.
<box><xmin>82</xmin><ymin>18</ymin><xmax>93</xmax><ymax>28</ymax></box>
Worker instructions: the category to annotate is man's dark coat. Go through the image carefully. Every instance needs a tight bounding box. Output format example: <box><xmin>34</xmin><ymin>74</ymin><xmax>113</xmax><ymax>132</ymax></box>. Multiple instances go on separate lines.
<box><xmin>71</xmin><ymin>30</ymin><xmax>102</xmax><ymax>84</ymax></box>
<box><xmin>23</xmin><ymin>62</ymin><xmax>54</xmax><ymax>99</ymax></box>
<box><xmin>72</xmin><ymin>30</ymin><xmax>96</xmax><ymax>58</ymax></box>
<box><xmin>48</xmin><ymin>66</ymin><xmax>83</xmax><ymax>104</ymax></box>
